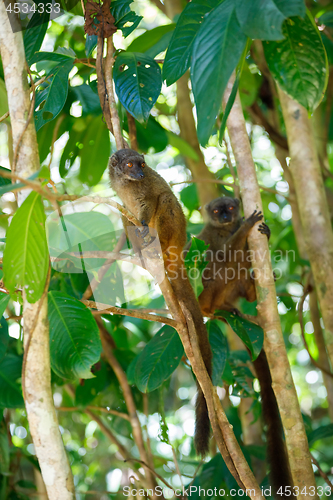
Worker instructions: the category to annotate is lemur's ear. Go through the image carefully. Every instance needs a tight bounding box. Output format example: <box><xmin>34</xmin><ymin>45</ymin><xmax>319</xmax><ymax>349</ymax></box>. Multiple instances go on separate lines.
<box><xmin>110</xmin><ymin>153</ymin><xmax>119</xmax><ymax>167</ymax></box>
<box><xmin>204</xmin><ymin>203</ymin><xmax>210</xmax><ymax>211</ymax></box>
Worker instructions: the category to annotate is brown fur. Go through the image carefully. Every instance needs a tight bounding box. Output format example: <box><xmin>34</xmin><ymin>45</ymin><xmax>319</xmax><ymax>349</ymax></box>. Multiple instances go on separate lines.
<box><xmin>109</xmin><ymin>149</ymin><xmax>212</xmax><ymax>455</ymax></box>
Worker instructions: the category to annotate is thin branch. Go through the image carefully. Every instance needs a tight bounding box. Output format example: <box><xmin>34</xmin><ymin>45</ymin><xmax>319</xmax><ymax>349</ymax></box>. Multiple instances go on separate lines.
<box><xmin>96</xmin><ymin>35</ymin><xmax>113</xmax><ymax>132</ymax></box>
<box><xmin>223</xmin><ymin>137</ymin><xmax>240</xmax><ymax>199</ymax></box>
<box><xmin>124</xmin><ymin>459</ymin><xmax>175</xmax><ymax>492</ymax></box>
<box><xmin>57</xmin><ymin>406</ymin><xmax>130</xmax><ymax>421</ymax></box>
<box><xmin>105</xmin><ymin>37</ymin><xmax>125</xmax><ymax>149</ymax></box>
<box><xmin>298</xmin><ymin>279</ymin><xmax>333</xmax><ymax>378</ymax></box>
<box><xmin>170</xmin><ymin>178</ymin><xmax>290</xmax><ymax>199</ymax></box>
<box><xmin>48</xmin><ymin>114</ymin><xmax>65</xmax><ymax>169</ymax></box>
<box><xmin>0</xmin><ymin>111</ymin><xmax>9</xmax><ymax>123</ymax></box>
<box><xmin>83</xmin><ymin>299</ymin><xmax>178</xmax><ymax>327</ymax></box>
<box><xmin>98</xmin><ymin>325</ymin><xmax>158</xmax><ymax>493</ymax></box>
<box><xmin>82</xmin><ymin>231</ymin><xmax>127</xmax><ymax>300</ymax></box>
<box><xmin>311</xmin><ymin>454</ymin><xmax>333</xmax><ymax>490</ymax></box>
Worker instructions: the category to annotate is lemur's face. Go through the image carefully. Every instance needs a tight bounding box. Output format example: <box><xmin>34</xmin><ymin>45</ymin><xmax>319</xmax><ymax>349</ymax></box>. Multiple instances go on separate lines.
<box><xmin>110</xmin><ymin>149</ymin><xmax>146</xmax><ymax>181</ymax></box>
<box><xmin>206</xmin><ymin>197</ymin><xmax>240</xmax><ymax>226</ymax></box>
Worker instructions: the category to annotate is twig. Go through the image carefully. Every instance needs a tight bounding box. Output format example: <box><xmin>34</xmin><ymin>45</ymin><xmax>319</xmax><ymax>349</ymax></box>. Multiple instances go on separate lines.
<box><xmin>57</xmin><ymin>406</ymin><xmax>130</xmax><ymax>421</ymax></box>
<box><xmin>98</xmin><ymin>326</ymin><xmax>158</xmax><ymax>493</ymax></box>
<box><xmin>82</xmin><ymin>231</ymin><xmax>127</xmax><ymax>300</ymax></box>
<box><xmin>170</xmin><ymin>178</ymin><xmax>290</xmax><ymax>199</ymax></box>
<box><xmin>223</xmin><ymin>137</ymin><xmax>240</xmax><ymax>199</ymax></box>
<box><xmin>83</xmin><ymin>299</ymin><xmax>178</xmax><ymax>327</ymax></box>
<box><xmin>311</xmin><ymin>454</ymin><xmax>333</xmax><ymax>489</ymax></box>
<box><xmin>74</xmin><ymin>58</ymin><xmax>96</xmax><ymax>68</ymax></box>
<box><xmin>105</xmin><ymin>37</ymin><xmax>125</xmax><ymax>149</ymax></box>
<box><xmin>0</xmin><ymin>111</ymin><xmax>9</xmax><ymax>123</ymax></box>
<box><xmin>299</xmin><ymin>279</ymin><xmax>333</xmax><ymax>378</ymax></box>
<box><xmin>96</xmin><ymin>35</ymin><xmax>113</xmax><ymax>132</ymax></box>
<box><xmin>48</xmin><ymin>114</ymin><xmax>65</xmax><ymax>169</ymax></box>
<box><xmin>124</xmin><ymin>459</ymin><xmax>175</xmax><ymax>492</ymax></box>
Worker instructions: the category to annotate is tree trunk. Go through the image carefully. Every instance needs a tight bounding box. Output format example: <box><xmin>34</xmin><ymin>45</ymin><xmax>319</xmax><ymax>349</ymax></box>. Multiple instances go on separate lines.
<box><xmin>278</xmin><ymin>87</ymin><xmax>333</xmax><ymax>368</ymax></box>
<box><xmin>224</xmin><ymin>79</ymin><xmax>317</xmax><ymax>496</ymax></box>
<box><xmin>0</xmin><ymin>7</ymin><xmax>75</xmax><ymax>499</ymax></box>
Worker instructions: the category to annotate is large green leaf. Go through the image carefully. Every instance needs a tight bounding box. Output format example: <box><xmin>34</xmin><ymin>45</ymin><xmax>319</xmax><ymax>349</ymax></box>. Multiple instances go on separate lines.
<box><xmin>308</xmin><ymin>423</ymin><xmax>333</xmax><ymax>447</ymax></box>
<box><xmin>114</xmin><ymin>52</ymin><xmax>162</xmax><ymax>123</ymax></box>
<box><xmin>0</xmin><ymin>79</ymin><xmax>9</xmax><ymax>121</ymax></box>
<box><xmin>111</xmin><ymin>0</ymin><xmax>143</xmax><ymax>37</ymax></box>
<box><xmin>264</xmin><ymin>12</ymin><xmax>328</xmax><ymax>112</ymax></box>
<box><xmin>132</xmin><ymin>326</ymin><xmax>184</xmax><ymax>393</ymax></box>
<box><xmin>207</xmin><ymin>321</ymin><xmax>228</xmax><ymax>386</ymax></box>
<box><xmin>3</xmin><ymin>192</ymin><xmax>49</xmax><ymax>303</ymax></box>
<box><xmin>163</xmin><ymin>0</ymin><xmax>220</xmax><ymax>86</ymax></box>
<box><xmin>0</xmin><ymin>317</ymin><xmax>9</xmax><ymax>364</ymax></box>
<box><xmin>0</xmin><ymin>419</ymin><xmax>10</xmax><ymax>475</ymax></box>
<box><xmin>127</xmin><ymin>25</ymin><xmax>175</xmax><ymax>58</ymax></box>
<box><xmin>216</xmin><ymin>311</ymin><xmax>264</xmax><ymax>360</ymax></box>
<box><xmin>235</xmin><ymin>0</ymin><xmax>305</xmax><ymax>41</ymax></box>
<box><xmin>24</xmin><ymin>11</ymin><xmax>49</xmax><ymax>64</ymax></box>
<box><xmin>48</xmin><ymin>291</ymin><xmax>102</xmax><ymax>381</ymax></box>
<box><xmin>79</xmin><ymin>116</ymin><xmax>111</xmax><ymax>185</ymax></box>
<box><xmin>191</xmin><ymin>0</ymin><xmax>247</xmax><ymax>146</ymax></box>
<box><xmin>0</xmin><ymin>354</ymin><xmax>24</xmax><ymax>409</ymax></box>
<box><xmin>32</xmin><ymin>52</ymin><xmax>75</xmax><ymax>131</ymax></box>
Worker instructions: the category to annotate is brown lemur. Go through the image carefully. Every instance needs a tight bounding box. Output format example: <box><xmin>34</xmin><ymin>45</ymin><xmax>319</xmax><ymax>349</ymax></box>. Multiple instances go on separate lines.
<box><xmin>109</xmin><ymin>149</ymin><xmax>212</xmax><ymax>455</ymax></box>
<box><xmin>192</xmin><ymin>196</ymin><xmax>294</xmax><ymax>495</ymax></box>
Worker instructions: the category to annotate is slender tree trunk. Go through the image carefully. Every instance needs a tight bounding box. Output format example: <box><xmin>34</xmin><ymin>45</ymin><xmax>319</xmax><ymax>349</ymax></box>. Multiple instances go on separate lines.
<box><xmin>224</xmin><ymin>79</ymin><xmax>317</xmax><ymax>496</ymax></box>
<box><xmin>0</xmin><ymin>7</ymin><xmax>75</xmax><ymax>499</ymax></box>
<box><xmin>278</xmin><ymin>87</ymin><xmax>333</xmax><ymax>368</ymax></box>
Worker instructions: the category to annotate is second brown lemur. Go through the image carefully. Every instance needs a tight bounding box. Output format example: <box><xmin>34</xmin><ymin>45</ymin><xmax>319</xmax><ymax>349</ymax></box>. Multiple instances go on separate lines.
<box><xmin>109</xmin><ymin>149</ymin><xmax>212</xmax><ymax>455</ymax></box>
<box><xmin>192</xmin><ymin>196</ymin><xmax>294</xmax><ymax>496</ymax></box>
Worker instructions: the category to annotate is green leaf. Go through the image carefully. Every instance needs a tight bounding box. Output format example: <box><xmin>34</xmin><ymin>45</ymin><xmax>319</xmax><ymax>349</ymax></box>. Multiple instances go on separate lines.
<box><xmin>0</xmin><ymin>167</ymin><xmax>11</xmax><ymax>188</ymax></box>
<box><xmin>180</xmin><ymin>184</ymin><xmax>199</xmax><ymax>213</ymax></box>
<box><xmin>0</xmin><ymin>80</ymin><xmax>9</xmax><ymax>123</ymax></box>
<box><xmin>85</xmin><ymin>35</ymin><xmax>97</xmax><ymax>57</ymax></box>
<box><xmin>75</xmin><ymin>361</ymin><xmax>109</xmax><ymax>406</ymax></box>
<box><xmin>134</xmin><ymin>326</ymin><xmax>184</xmax><ymax>393</ymax></box>
<box><xmin>216</xmin><ymin>311</ymin><xmax>264</xmax><ymax>360</ymax></box>
<box><xmin>127</xmin><ymin>25</ymin><xmax>175</xmax><ymax>58</ymax></box>
<box><xmin>0</xmin><ymin>292</ymin><xmax>10</xmax><ymax>319</ymax></box>
<box><xmin>114</xmin><ymin>52</ymin><xmax>162</xmax><ymax>123</ymax></box>
<box><xmin>167</xmin><ymin>132</ymin><xmax>199</xmax><ymax>160</ymax></box>
<box><xmin>191</xmin><ymin>0</ymin><xmax>247</xmax><ymax>146</ymax></box>
<box><xmin>34</xmin><ymin>58</ymin><xmax>74</xmax><ymax>131</ymax></box>
<box><xmin>3</xmin><ymin>192</ymin><xmax>49</xmax><ymax>303</ymax></box>
<box><xmin>184</xmin><ymin>237</ymin><xmax>209</xmax><ymax>297</ymax></box>
<box><xmin>235</xmin><ymin>0</ymin><xmax>305</xmax><ymax>41</ymax></box>
<box><xmin>308</xmin><ymin>423</ymin><xmax>333</xmax><ymax>446</ymax></box>
<box><xmin>264</xmin><ymin>12</ymin><xmax>328</xmax><ymax>112</ymax></box>
<box><xmin>0</xmin><ymin>354</ymin><xmax>24</xmax><ymax>409</ymax></box>
<box><xmin>163</xmin><ymin>0</ymin><xmax>220</xmax><ymax>86</ymax></box>
<box><xmin>0</xmin><ymin>317</ymin><xmax>9</xmax><ymax>364</ymax></box>
<box><xmin>111</xmin><ymin>0</ymin><xmax>143</xmax><ymax>37</ymax></box>
<box><xmin>71</xmin><ymin>85</ymin><xmax>102</xmax><ymax>116</ymax></box>
<box><xmin>207</xmin><ymin>321</ymin><xmax>228</xmax><ymax>386</ymax></box>
<box><xmin>48</xmin><ymin>291</ymin><xmax>102</xmax><ymax>381</ymax></box>
<box><xmin>0</xmin><ymin>419</ymin><xmax>10</xmax><ymax>475</ymax></box>
<box><xmin>24</xmin><ymin>11</ymin><xmax>49</xmax><ymax>64</ymax></box>
<box><xmin>134</xmin><ymin>116</ymin><xmax>168</xmax><ymax>153</ymax></box>
<box><xmin>79</xmin><ymin>116</ymin><xmax>111</xmax><ymax>185</ymax></box>
<box><xmin>30</xmin><ymin>50</ymin><xmax>75</xmax><ymax>65</ymax></box>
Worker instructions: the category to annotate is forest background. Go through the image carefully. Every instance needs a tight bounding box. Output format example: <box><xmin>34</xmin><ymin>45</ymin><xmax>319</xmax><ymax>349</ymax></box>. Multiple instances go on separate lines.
<box><xmin>0</xmin><ymin>0</ymin><xmax>333</xmax><ymax>498</ymax></box>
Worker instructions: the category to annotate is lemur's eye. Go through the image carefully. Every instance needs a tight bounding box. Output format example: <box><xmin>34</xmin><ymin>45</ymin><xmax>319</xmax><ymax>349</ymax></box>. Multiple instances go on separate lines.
<box><xmin>141</xmin><ymin>162</ymin><xmax>145</xmax><ymax>168</ymax></box>
<box><xmin>229</xmin><ymin>206</ymin><xmax>234</xmax><ymax>210</ymax></box>
<box><xmin>127</xmin><ymin>162</ymin><xmax>133</xmax><ymax>167</ymax></box>
<box><xmin>213</xmin><ymin>209</ymin><xmax>219</xmax><ymax>214</ymax></box>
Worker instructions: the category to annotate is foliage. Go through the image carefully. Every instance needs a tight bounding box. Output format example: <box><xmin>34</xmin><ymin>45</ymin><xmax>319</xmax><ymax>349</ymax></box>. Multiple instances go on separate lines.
<box><xmin>0</xmin><ymin>0</ymin><xmax>333</xmax><ymax>497</ymax></box>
